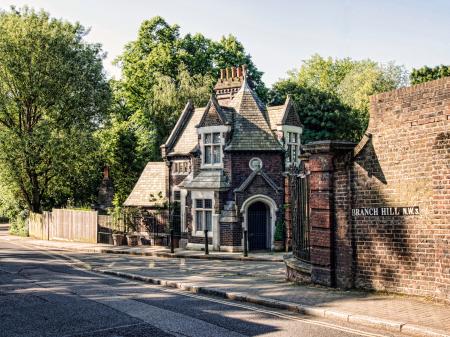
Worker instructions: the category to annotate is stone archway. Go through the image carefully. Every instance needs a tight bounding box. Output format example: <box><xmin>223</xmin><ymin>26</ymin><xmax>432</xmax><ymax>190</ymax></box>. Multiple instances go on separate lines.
<box><xmin>241</xmin><ymin>195</ymin><xmax>278</xmax><ymax>251</ymax></box>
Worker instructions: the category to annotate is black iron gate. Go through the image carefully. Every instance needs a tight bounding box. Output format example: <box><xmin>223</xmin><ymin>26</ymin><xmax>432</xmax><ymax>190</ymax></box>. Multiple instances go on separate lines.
<box><xmin>287</xmin><ymin>163</ymin><xmax>310</xmax><ymax>261</ymax></box>
<box><xmin>248</xmin><ymin>201</ymin><xmax>269</xmax><ymax>250</ymax></box>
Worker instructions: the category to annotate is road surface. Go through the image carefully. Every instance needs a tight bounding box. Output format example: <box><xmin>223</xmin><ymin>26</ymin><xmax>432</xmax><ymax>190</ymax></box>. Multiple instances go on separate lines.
<box><xmin>0</xmin><ymin>235</ymin><xmax>402</xmax><ymax>336</ymax></box>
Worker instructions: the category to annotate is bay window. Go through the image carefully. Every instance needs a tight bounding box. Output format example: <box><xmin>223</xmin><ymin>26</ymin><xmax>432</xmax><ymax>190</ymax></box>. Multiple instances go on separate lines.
<box><xmin>194</xmin><ymin>198</ymin><xmax>213</xmax><ymax>232</ymax></box>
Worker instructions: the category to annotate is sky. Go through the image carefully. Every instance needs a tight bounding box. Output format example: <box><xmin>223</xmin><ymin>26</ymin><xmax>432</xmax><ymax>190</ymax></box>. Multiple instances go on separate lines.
<box><xmin>0</xmin><ymin>0</ymin><xmax>449</xmax><ymax>86</ymax></box>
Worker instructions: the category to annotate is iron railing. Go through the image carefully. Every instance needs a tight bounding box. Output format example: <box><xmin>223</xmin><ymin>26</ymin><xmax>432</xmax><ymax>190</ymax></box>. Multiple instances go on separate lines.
<box><xmin>288</xmin><ymin>163</ymin><xmax>311</xmax><ymax>261</ymax></box>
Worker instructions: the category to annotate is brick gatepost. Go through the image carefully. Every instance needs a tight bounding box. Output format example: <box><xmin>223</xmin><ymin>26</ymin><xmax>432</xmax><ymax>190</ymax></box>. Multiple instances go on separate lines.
<box><xmin>301</xmin><ymin>141</ymin><xmax>355</xmax><ymax>287</ymax></box>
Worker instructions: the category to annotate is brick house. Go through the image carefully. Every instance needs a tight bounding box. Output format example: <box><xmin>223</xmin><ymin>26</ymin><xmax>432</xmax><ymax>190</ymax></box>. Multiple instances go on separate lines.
<box><xmin>126</xmin><ymin>65</ymin><xmax>302</xmax><ymax>251</ymax></box>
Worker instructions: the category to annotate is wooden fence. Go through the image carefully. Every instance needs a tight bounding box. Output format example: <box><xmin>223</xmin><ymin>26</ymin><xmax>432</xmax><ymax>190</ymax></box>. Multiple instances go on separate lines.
<box><xmin>28</xmin><ymin>209</ymin><xmax>98</xmax><ymax>243</ymax></box>
<box><xmin>51</xmin><ymin>209</ymin><xmax>98</xmax><ymax>243</ymax></box>
<box><xmin>27</xmin><ymin>208</ymin><xmax>171</xmax><ymax>245</ymax></box>
<box><xmin>28</xmin><ymin>211</ymin><xmax>51</xmax><ymax>240</ymax></box>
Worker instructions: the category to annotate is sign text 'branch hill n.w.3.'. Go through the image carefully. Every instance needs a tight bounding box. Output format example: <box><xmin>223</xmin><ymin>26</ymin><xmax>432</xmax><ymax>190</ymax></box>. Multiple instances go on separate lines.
<box><xmin>351</xmin><ymin>207</ymin><xmax>420</xmax><ymax>217</ymax></box>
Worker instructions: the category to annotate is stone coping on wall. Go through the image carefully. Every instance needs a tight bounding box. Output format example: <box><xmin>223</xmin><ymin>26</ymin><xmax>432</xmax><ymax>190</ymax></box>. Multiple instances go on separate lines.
<box><xmin>302</xmin><ymin>140</ymin><xmax>356</xmax><ymax>155</ymax></box>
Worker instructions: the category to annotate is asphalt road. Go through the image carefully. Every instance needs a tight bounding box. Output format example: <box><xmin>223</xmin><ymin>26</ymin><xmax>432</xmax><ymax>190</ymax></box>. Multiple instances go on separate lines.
<box><xmin>0</xmin><ymin>238</ymin><xmax>401</xmax><ymax>337</ymax></box>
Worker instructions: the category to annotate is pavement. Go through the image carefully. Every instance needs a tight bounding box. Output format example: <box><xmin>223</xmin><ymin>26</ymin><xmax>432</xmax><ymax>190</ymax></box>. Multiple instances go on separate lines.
<box><xmin>1</xmin><ymin>224</ymin><xmax>450</xmax><ymax>337</ymax></box>
<box><xmin>4</xmin><ymin>230</ymin><xmax>284</xmax><ymax>262</ymax></box>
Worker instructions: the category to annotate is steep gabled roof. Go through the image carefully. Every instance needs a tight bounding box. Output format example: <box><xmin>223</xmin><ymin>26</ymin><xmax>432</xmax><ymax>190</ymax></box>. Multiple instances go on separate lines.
<box><xmin>225</xmin><ymin>79</ymin><xmax>283</xmax><ymax>151</ymax></box>
<box><xmin>164</xmin><ymin>101</ymin><xmax>194</xmax><ymax>151</ymax></box>
<box><xmin>167</xmin><ymin>102</ymin><xmax>206</xmax><ymax>155</ymax></box>
<box><xmin>267</xmin><ymin>96</ymin><xmax>296</xmax><ymax>130</ymax></box>
<box><xmin>197</xmin><ymin>94</ymin><xmax>231</xmax><ymax>127</ymax></box>
<box><xmin>234</xmin><ymin>169</ymin><xmax>282</xmax><ymax>193</ymax></box>
<box><xmin>124</xmin><ymin>162</ymin><xmax>167</xmax><ymax>207</ymax></box>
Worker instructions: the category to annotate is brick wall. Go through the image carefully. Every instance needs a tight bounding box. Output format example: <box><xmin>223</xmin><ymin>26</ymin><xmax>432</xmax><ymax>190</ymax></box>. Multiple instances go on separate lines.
<box><xmin>334</xmin><ymin>77</ymin><xmax>450</xmax><ymax>300</ymax></box>
<box><xmin>231</xmin><ymin>152</ymin><xmax>284</xmax><ymax>209</ymax></box>
<box><xmin>220</xmin><ymin>222</ymin><xmax>242</xmax><ymax>246</ymax></box>
<box><xmin>230</xmin><ymin>152</ymin><xmax>284</xmax><ymax>193</ymax></box>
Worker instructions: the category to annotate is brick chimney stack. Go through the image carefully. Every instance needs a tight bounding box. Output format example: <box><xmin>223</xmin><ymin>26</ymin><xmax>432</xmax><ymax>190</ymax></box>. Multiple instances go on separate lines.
<box><xmin>213</xmin><ymin>65</ymin><xmax>246</xmax><ymax>106</ymax></box>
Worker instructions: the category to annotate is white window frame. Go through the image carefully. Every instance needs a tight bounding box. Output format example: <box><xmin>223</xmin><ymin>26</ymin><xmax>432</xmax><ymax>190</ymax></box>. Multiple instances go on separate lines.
<box><xmin>278</xmin><ymin>125</ymin><xmax>303</xmax><ymax>167</ymax></box>
<box><xmin>191</xmin><ymin>190</ymin><xmax>215</xmax><ymax>237</ymax></box>
<box><xmin>198</xmin><ymin>125</ymin><xmax>230</xmax><ymax>169</ymax></box>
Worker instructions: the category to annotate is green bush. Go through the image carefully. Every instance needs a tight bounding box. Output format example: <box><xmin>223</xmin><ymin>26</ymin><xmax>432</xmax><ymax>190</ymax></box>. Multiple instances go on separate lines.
<box><xmin>274</xmin><ymin>220</ymin><xmax>284</xmax><ymax>241</ymax></box>
<box><xmin>9</xmin><ymin>212</ymin><xmax>28</xmax><ymax>237</ymax></box>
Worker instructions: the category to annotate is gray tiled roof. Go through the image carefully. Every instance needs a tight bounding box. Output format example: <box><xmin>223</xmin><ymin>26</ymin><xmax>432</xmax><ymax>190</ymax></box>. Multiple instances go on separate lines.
<box><xmin>184</xmin><ymin>170</ymin><xmax>230</xmax><ymax>190</ymax></box>
<box><xmin>124</xmin><ymin>162</ymin><xmax>167</xmax><ymax>207</ymax></box>
<box><xmin>267</xmin><ymin>105</ymin><xmax>285</xmax><ymax>129</ymax></box>
<box><xmin>267</xmin><ymin>96</ymin><xmax>294</xmax><ymax>130</ymax></box>
<box><xmin>171</xmin><ymin>107</ymin><xmax>205</xmax><ymax>155</ymax></box>
<box><xmin>225</xmin><ymin>79</ymin><xmax>283</xmax><ymax>151</ymax></box>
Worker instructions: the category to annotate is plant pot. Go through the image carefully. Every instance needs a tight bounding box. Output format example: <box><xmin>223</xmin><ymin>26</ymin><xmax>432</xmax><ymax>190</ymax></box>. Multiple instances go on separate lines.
<box><xmin>151</xmin><ymin>236</ymin><xmax>164</xmax><ymax>246</ymax></box>
<box><xmin>112</xmin><ymin>233</ymin><xmax>125</xmax><ymax>246</ymax></box>
<box><xmin>126</xmin><ymin>234</ymin><xmax>139</xmax><ymax>247</ymax></box>
<box><xmin>274</xmin><ymin>240</ymin><xmax>284</xmax><ymax>252</ymax></box>
<box><xmin>139</xmin><ymin>237</ymin><xmax>150</xmax><ymax>245</ymax></box>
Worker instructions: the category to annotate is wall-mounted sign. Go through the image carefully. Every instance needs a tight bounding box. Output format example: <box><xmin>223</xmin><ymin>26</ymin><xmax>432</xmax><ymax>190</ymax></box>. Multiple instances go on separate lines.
<box><xmin>352</xmin><ymin>207</ymin><xmax>420</xmax><ymax>217</ymax></box>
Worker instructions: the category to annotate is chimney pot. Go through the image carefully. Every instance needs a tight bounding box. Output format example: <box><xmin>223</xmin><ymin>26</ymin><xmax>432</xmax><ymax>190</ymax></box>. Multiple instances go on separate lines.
<box><xmin>237</xmin><ymin>66</ymin><xmax>242</xmax><ymax>77</ymax></box>
<box><xmin>231</xmin><ymin>67</ymin><xmax>236</xmax><ymax>78</ymax></box>
<box><xmin>220</xmin><ymin>69</ymin><xmax>225</xmax><ymax>80</ymax></box>
<box><xmin>242</xmin><ymin>64</ymin><xmax>247</xmax><ymax>77</ymax></box>
<box><xmin>226</xmin><ymin>67</ymin><xmax>231</xmax><ymax>79</ymax></box>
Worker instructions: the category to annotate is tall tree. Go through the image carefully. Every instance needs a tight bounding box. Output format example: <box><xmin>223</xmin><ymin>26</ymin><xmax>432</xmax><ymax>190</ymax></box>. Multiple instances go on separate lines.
<box><xmin>116</xmin><ymin>17</ymin><xmax>267</xmax><ymax>141</ymax></box>
<box><xmin>100</xmin><ymin>68</ymin><xmax>213</xmax><ymax>206</ymax></box>
<box><xmin>269</xmin><ymin>55</ymin><xmax>407</xmax><ymax>143</ymax></box>
<box><xmin>0</xmin><ymin>7</ymin><xmax>110</xmax><ymax>213</ymax></box>
<box><xmin>410</xmin><ymin>65</ymin><xmax>450</xmax><ymax>85</ymax></box>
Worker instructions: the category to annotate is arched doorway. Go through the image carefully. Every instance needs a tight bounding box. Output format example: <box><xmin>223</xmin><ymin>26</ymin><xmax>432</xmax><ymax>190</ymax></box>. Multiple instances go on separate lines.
<box><xmin>247</xmin><ymin>201</ymin><xmax>269</xmax><ymax>250</ymax></box>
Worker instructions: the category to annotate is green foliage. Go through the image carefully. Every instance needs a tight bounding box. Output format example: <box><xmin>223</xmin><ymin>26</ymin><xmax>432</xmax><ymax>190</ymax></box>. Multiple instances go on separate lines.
<box><xmin>274</xmin><ymin>220</ymin><xmax>284</xmax><ymax>242</ymax></box>
<box><xmin>117</xmin><ymin>16</ymin><xmax>266</xmax><ymax>104</ymax></box>
<box><xmin>269</xmin><ymin>55</ymin><xmax>408</xmax><ymax>143</ymax></box>
<box><xmin>270</xmin><ymin>80</ymin><xmax>361</xmax><ymax>142</ymax></box>
<box><xmin>99</xmin><ymin>68</ymin><xmax>213</xmax><ymax>206</ymax></box>
<box><xmin>9</xmin><ymin>211</ymin><xmax>28</xmax><ymax>237</ymax></box>
<box><xmin>0</xmin><ymin>7</ymin><xmax>110</xmax><ymax>214</ymax></box>
<box><xmin>410</xmin><ymin>65</ymin><xmax>450</xmax><ymax>85</ymax></box>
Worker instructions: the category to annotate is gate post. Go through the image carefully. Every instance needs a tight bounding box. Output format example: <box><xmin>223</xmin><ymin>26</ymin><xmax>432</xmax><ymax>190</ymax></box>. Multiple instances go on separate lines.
<box><xmin>302</xmin><ymin>141</ymin><xmax>355</xmax><ymax>287</ymax></box>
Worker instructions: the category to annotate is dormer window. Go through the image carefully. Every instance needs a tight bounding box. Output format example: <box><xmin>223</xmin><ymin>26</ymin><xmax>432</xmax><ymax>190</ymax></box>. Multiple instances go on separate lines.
<box><xmin>198</xmin><ymin>125</ymin><xmax>230</xmax><ymax>169</ymax></box>
<box><xmin>204</xmin><ymin>132</ymin><xmax>221</xmax><ymax>164</ymax></box>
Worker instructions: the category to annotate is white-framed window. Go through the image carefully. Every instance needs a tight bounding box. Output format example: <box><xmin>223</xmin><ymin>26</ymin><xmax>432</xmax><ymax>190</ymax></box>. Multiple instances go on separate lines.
<box><xmin>286</xmin><ymin>131</ymin><xmax>299</xmax><ymax>164</ymax></box>
<box><xmin>194</xmin><ymin>198</ymin><xmax>213</xmax><ymax>232</ymax></box>
<box><xmin>198</xmin><ymin>125</ymin><xmax>230</xmax><ymax>169</ymax></box>
<box><xmin>203</xmin><ymin>132</ymin><xmax>222</xmax><ymax>165</ymax></box>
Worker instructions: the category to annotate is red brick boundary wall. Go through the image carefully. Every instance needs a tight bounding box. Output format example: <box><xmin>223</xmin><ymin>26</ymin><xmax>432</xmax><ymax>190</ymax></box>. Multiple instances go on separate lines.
<box><xmin>287</xmin><ymin>77</ymin><xmax>450</xmax><ymax>301</ymax></box>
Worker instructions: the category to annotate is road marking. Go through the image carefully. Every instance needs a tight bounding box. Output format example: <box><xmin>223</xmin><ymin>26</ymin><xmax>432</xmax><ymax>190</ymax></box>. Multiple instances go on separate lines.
<box><xmin>60</xmin><ymin>323</ymin><xmax>147</xmax><ymax>337</ymax></box>
<box><xmin>5</xmin><ymin>239</ymin><xmax>392</xmax><ymax>337</ymax></box>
